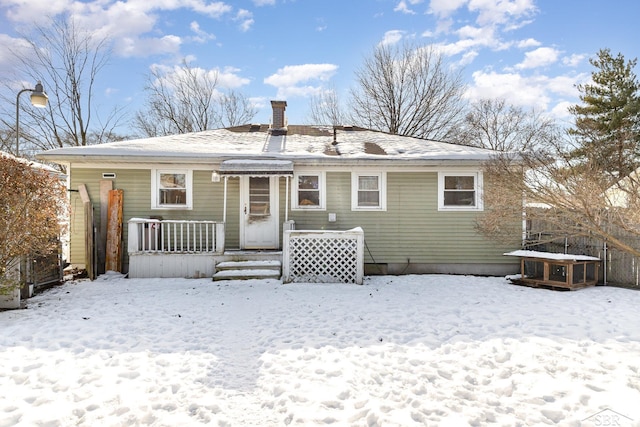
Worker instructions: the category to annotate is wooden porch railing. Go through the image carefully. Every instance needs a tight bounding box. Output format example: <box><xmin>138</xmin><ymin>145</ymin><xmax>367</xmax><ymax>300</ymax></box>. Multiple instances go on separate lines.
<box><xmin>127</xmin><ymin>219</ymin><xmax>225</xmax><ymax>254</ymax></box>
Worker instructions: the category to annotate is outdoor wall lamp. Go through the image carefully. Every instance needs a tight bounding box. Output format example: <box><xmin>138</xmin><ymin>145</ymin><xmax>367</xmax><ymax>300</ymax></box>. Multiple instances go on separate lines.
<box><xmin>16</xmin><ymin>81</ymin><xmax>48</xmax><ymax>156</ymax></box>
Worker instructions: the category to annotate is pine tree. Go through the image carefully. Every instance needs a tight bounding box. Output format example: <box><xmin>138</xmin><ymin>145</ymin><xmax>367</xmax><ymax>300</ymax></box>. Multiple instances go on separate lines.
<box><xmin>568</xmin><ymin>48</ymin><xmax>640</xmax><ymax>180</ymax></box>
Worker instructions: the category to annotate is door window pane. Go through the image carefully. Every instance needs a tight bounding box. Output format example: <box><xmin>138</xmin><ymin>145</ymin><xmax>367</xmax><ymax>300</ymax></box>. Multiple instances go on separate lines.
<box><xmin>249</xmin><ymin>177</ymin><xmax>270</xmax><ymax>215</ymax></box>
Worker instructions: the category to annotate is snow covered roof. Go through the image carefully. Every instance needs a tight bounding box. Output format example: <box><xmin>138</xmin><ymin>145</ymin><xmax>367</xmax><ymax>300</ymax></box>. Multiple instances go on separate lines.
<box><xmin>1</xmin><ymin>150</ymin><xmax>61</xmax><ymax>175</ymax></box>
<box><xmin>504</xmin><ymin>250</ymin><xmax>601</xmax><ymax>262</ymax></box>
<box><xmin>36</xmin><ymin>125</ymin><xmax>501</xmax><ymax>165</ymax></box>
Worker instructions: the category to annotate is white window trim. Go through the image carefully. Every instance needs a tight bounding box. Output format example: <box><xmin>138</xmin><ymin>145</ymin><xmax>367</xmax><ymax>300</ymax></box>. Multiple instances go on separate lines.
<box><xmin>292</xmin><ymin>171</ymin><xmax>326</xmax><ymax>210</ymax></box>
<box><xmin>351</xmin><ymin>172</ymin><xmax>387</xmax><ymax>211</ymax></box>
<box><xmin>151</xmin><ymin>169</ymin><xmax>193</xmax><ymax>210</ymax></box>
<box><xmin>437</xmin><ymin>171</ymin><xmax>484</xmax><ymax>211</ymax></box>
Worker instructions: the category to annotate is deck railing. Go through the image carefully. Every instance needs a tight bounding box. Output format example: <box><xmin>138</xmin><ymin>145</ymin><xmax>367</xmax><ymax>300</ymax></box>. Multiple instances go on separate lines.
<box><xmin>282</xmin><ymin>227</ymin><xmax>364</xmax><ymax>284</ymax></box>
<box><xmin>127</xmin><ymin>219</ymin><xmax>225</xmax><ymax>254</ymax></box>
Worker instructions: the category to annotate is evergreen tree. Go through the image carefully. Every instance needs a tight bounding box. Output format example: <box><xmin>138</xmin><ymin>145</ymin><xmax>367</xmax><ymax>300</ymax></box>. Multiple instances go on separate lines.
<box><xmin>568</xmin><ymin>48</ymin><xmax>640</xmax><ymax>180</ymax></box>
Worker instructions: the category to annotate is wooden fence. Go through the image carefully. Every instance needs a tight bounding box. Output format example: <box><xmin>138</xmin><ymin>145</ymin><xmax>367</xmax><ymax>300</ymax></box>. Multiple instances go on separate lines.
<box><xmin>525</xmin><ymin>229</ymin><xmax>640</xmax><ymax>287</ymax></box>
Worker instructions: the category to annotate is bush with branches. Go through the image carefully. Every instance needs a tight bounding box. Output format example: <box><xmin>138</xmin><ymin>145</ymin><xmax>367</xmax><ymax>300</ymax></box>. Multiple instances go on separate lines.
<box><xmin>0</xmin><ymin>153</ymin><xmax>68</xmax><ymax>291</ymax></box>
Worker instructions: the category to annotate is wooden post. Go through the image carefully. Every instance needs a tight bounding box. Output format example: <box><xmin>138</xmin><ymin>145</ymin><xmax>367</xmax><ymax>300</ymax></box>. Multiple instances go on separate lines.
<box><xmin>98</xmin><ymin>180</ymin><xmax>113</xmax><ymax>275</ymax></box>
<box><xmin>78</xmin><ymin>184</ymin><xmax>96</xmax><ymax>280</ymax></box>
<box><xmin>105</xmin><ymin>189</ymin><xmax>124</xmax><ymax>272</ymax></box>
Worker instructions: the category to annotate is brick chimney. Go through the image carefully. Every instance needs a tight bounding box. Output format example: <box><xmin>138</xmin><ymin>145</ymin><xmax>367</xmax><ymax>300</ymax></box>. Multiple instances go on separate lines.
<box><xmin>271</xmin><ymin>100</ymin><xmax>287</xmax><ymax>129</ymax></box>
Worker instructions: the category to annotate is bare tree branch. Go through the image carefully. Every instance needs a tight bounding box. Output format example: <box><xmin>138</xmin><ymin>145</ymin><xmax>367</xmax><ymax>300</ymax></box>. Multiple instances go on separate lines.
<box><xmin>453</xmin><ymin>98</ymin><xmax>560</xmax><ymax>151</ymax></box>
<box><xmin>133</xmin><ymin>60</ymin><xmax>256</xmax><ymax>137</ymax></box>
<box><xmin>349</xmin><ymin>42</ymin><xmax>466</xmax><ymax>140</ymax></box>
<box><xmin>6</xmin><ymin>15</ymin><xmax>124</xmax><ymax>155</ymax></box>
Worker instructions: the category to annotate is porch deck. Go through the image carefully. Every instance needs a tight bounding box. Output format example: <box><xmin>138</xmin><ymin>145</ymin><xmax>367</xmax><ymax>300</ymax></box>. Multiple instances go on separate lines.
<box><xmin>127</xmin><ymin>219</ymin><xmax>364</xmax><ymax>284</ymax></box>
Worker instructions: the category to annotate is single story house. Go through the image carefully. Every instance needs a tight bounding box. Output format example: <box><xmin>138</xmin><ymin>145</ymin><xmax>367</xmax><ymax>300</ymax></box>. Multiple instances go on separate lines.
<box><xmin>37</xmin><ymin>101</ymin><xmax>520</xmax><ymax>281</ymax></box>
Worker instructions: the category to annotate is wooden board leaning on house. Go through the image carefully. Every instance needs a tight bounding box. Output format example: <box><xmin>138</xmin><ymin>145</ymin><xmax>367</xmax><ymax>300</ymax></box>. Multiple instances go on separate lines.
<box><xmin>78</xmin><ymin>184</ymin><xmax>96</xmax><ymax>280</ymax></box>
<box><xmin>105</xmin><ymin>189</ymin><xmax>124</xmax><ymax>273</ymax></box>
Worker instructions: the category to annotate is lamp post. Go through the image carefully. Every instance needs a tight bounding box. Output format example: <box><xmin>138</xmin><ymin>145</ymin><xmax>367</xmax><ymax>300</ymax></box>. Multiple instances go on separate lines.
<box><xmin>16</xmin><ymin>81</ymin><xmax>48</xmax><ymax>156</ymax></box>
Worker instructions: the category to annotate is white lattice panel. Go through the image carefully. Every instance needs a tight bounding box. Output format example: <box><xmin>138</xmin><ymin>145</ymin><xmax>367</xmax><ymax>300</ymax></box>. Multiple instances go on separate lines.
<box><xmin>283</xmin><ymin>228</ymin><xmax>364</xmax><ymax>284</ymax></box>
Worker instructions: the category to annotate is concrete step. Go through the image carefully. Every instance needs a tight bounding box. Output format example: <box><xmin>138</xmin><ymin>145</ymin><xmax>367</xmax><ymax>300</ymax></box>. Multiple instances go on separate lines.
<box><xmin>213</xmin><ymin>252</ymin><xmax>282</xmax><ymax>281</ymax></box>
<box><xmin>215</xmin><ymin>260</ymin><xmax>281</xmax><ymax>271</ymax></box>
<box><xmin>213</xmin><ymin>268</ymin><xmax>281</xmax><ymax>281</ymax></box>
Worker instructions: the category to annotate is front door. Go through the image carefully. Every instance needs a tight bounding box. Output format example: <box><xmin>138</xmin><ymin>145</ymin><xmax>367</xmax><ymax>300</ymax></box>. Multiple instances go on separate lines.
<box><xmin>241</xmin><ymin>176</ymin><xmax>279</xmax><ymax>249</ymax></box>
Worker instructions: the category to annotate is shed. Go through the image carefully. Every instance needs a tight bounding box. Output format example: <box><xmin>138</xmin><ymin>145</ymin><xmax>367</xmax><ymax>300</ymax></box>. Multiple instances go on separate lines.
<box><xmin>504</xmin><ymin>250</ymin><xmax>600</xmax><ymax>290</ymax></box>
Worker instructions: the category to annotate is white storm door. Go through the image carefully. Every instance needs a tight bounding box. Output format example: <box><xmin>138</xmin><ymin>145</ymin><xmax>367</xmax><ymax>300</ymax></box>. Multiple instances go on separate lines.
<box><xmin>241</xmin><ymin>176</ymin><xmax>279</xmax><ymax>249</ymax></box>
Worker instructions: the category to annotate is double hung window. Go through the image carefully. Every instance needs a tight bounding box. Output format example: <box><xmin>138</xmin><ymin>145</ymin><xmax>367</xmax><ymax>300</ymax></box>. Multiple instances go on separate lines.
<box><xmin>351</xmin><ymin>172</ymin><xmax>386</xmax><ymax>211</ymax></box>
<box><xmin>438</xmin><ymin>172</ymin><xmax>483</xmax><ymax>211</ymax></box>
<box><xmin>293</xmin><ymin>172</ymin><xmax>325</xmax><ymax>209</ymax></box>
<box><xmin>152</xmin><ymin>169</ymin><xmax>193</xmax><ymax>209</ymax></box>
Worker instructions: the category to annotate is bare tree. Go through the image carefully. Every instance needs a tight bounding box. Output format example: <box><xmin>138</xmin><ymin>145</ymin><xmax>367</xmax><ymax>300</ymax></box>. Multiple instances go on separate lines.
<box><xmin>6</xmin><ymin>16</ymin><xmax>124</xmax><ymax>154</ymax></box>
<box><xmin>133</xmin><ymin>61</ymin><xmax>257</xmax><ymax>137</ymax></box>
<box><xmin>307</xmin><ymin>87</ymin><xmax>347</xmax><ymax>125</ymax></box>
<box><xmin>219</xmin><ymin>90</ymin><xmax>259</xmax><ymax>128</ymax></box>
<box><xmin>0</xmin><ymin>154</ymin><xmax>67</xmax><ymax>290</ymax></box>
<box><xmin>478</xmin><ymin>143</ymin><xmax>640</xmax><ymax>258</ymax></box>
<box><xmin>452</xmin><ymin>98</ymin><xmax>560</xmax><ymax>152</ymax></box>
<box><xmin>348</xmin><ymin>42</ymin><xmax>466</xmax><ymax>140</ymax></box>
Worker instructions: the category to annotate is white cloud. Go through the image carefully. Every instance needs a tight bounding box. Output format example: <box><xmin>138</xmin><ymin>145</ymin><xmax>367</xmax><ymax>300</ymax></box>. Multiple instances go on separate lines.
<box><xmin>458</xmin><ymin>50</ymin><xmax>479</xmax><ymax>66</ymax></box>
<box><xmin>562</xmin><ymin>53</ymin><xmax>586</xmax><ymax>67</ymax></box>
<box><xmin>468</xmin><ymin>0</ymin><xmax>537</xmax><ymax>27</ymax></box>
<box><xmin>428</xmin><ymin>0</ymin><xmax>468</xmax><ymax>18</ymax></box>
<box><xmin>0</xmin><ymin>34</ymin><xmax>31</xmax><ymax>73</ymax></box>
<box><xmin>516</xmin><ymin>47</ymin><xmax>560</xmax><ymax>69</ymax></box>
<box><xmin>465</xmin><ymin>69</ymin><xmax>586</xmax><ymax>120</ymax></box>
<box><xmin>394</xmin><ymin>1</ymin><xmax>417</xmax><ymax>15</ymax></box>
<box><xmin>149</xmin><ymin>62</ymin><xmax>250</xmax><ymax>95</ymax></box>
<box><xmin>190</xmin><ymin>21</ymin><xmax>216</xmax><ymax>43</ymax></box>
<box><xmin>517</xmin><ymin>38</ymin><xmax>541</xmax><ymax>48</ymax></box>
<box><xmin>466</xmin><ymin>70</ymin><xmax>551</xmax><ymax>110</ymax></box>
<box><xmin>265</xmin><ymin>64</ymin><xmax>338</xmax><ymax>87</ymax></box>
<box><xmin>264</xmin><ymin>64</ymin><xmax>338</xmax><ymax>99</ymax></box>
<box><xmin>550</xmin><ymin>100</ymin><xmax>574</xmax><ymax>121</ymax></box>
<box><xmin>117</xmin><ymin>35</ymin><xmax>183</xmax><ymax>58</ymax></box>
<box><xmin>235</xmin><ymin>9</ymin><xmax>254</xmax><ymax>32</ymax></box>
<box><xmin>380</xmin><ymin>30</ymin><xmax>406</xmax><ymax>46</ymax></box>
<box><xmin>2</xmin><ymin>0</ymin><xmax>234</xmax><ymax>58</ymax></box>
<box><xmin>218</xmin><ymin>66</ymin><xmax>251</xmax><ymax>88</ymax></box>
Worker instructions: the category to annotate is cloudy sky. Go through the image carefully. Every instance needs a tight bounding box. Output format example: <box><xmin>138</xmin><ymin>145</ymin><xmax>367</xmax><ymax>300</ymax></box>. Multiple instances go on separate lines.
<box><xmin>0</xmin><ymin>0</ymin><xmax>637</xmax><ymax>134</ymax></box>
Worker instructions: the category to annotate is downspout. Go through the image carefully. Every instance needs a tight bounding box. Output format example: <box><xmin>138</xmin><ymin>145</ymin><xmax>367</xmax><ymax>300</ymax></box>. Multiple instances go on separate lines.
<box><xmin>223</xmin><ymin>176</ymin><xmax>228</xmax><ymax>224</ymax></box>
<box><xmin>285</xmin><ymin>175</ymin><xmax>289</xmax><ymax>222</ymax></box>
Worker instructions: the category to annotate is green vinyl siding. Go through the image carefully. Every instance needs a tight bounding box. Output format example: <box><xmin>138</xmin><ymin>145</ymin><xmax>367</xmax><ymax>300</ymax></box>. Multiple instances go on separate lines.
<box><xmin>288</xmin><ymin>171</ymin><xmax>517</xmax><ymax>266</ymax></box>
<box><xmin>69</xmin><ymin>168</ymin><xmax>232</xmax><ymax>269</ymax></box>
<box><xmin>68</xmin><ymin>166</ymin><xmax>517</xmax><ymax>272</ymax></box>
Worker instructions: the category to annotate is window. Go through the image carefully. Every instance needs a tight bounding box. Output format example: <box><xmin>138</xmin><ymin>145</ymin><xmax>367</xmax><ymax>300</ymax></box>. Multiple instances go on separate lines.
<box><xmin>351</xmin><ymin>172</ymin><xmax>386</xmax><ymax>211</ymax></box>
<box><xmin>438</xmin><ymin>172</ymin><xmax>483</xmax><ymax>211</ymax></box>
<box><xmin>293</xmin><ymin>172</ymin><xmax>325</xmax><ymax>209</ymax></box>
<box><xmin>151</xmin><ymin>169</ymin><xmax>193</xmax><ymax>209</ymax></box>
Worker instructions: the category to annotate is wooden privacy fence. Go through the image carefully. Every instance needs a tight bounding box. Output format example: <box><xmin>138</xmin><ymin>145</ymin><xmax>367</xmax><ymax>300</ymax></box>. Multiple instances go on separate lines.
<box><xmin>282</xmin><ymin>227</ymin><xmax>364</xmax><ymax>284</ymax></box>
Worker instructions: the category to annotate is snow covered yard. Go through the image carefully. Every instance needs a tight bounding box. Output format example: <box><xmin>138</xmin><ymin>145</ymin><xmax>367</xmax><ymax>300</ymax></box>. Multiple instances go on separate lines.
<box><xmin>1</xmin><ymin>274</ymin><xmax>639</xmax><ymax>427</ymax></box>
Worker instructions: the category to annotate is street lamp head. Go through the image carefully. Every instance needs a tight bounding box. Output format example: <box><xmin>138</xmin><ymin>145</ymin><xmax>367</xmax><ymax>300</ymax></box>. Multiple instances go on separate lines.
<box><xmin>30</xmin><ymin>81</ymin><xmax>48</xmax><ymax>108</ymax></box>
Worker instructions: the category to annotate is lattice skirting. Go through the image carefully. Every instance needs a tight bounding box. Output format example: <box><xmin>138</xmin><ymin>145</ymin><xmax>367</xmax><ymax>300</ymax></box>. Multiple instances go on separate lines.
<box><xmin>282</xmin><ymin>228</ymin><xmax>364</xmax><ymax>284</ymax></box>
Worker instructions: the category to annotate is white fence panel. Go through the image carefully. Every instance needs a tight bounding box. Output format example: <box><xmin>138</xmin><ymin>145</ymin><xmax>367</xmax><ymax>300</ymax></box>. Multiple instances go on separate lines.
<box><xmin>283</xmin><ymin>227</ymin><xmax>364</xmax><ymax>284</ymax></box>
